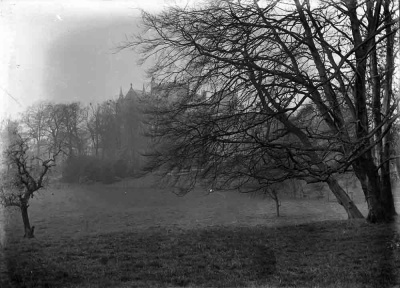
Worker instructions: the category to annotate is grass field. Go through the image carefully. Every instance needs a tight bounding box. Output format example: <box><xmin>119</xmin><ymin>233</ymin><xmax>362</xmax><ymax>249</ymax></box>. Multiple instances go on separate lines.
<box><xmin>0</xmin><ymin>176</ymin><xmax>399</xmax><ymax>287</ymax></box>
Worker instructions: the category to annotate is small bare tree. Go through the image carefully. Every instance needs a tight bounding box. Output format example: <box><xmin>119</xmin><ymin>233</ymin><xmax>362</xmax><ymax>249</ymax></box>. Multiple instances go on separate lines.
<box><xmin>266</xmin><ymin>187</ymin><xmax>281</xmax><ymax>217</ymax></box>
<box><xmin>239</xmin><ymin>181</ymin><xmax>282</xmax><ymax>217</ymax></box>
<box><xmin>0</xmin><ymin>131</ymin><xmax>60</xmax><ymax>238</ymax></box>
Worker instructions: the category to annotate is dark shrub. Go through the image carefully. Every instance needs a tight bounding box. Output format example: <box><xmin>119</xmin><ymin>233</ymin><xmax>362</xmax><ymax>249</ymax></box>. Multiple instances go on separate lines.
<box><xmin>113</xmin><ymin>159</ymin><xmax>128</xmax><ymax>178</ymax></box>
<box><xmin>82</xmin><ymin>157</ymin><xmax>103</xmax><ymax>182</ymax></box>
<box><xmin>101</xmin><ymin>164</ymin><xmax>115</xmax><ymax>184</ymax></box>
<box><xmin>62</xmin><ymin>155</ymin><xmax>117</xmax><ymax>183</ymax></box>
<box><xmin>61</xmin><ymin>156</ymin><xmax>84</xmax><ymax>183</ymax></box>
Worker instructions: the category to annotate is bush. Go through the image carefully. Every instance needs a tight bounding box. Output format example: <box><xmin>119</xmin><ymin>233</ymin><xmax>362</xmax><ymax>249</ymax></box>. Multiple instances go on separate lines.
<box><xmin>101</xmin><ymin>164</ymin><xmax>115</xmax><ymax>184</ymax></box>
<box><xmin>62</xmin><ymin>155</ymin><xmax>118</xmax><ymax>184</ymax></box>
<box><xmin>113</xmin><ymin>159</ymin><xmax>128</xmax><ymax>178</ymax></box>
<box><xmin>82</xmin><ymin>157</ymin><xmax>103</xmax><ymax>182</ymax></box>
<box><xmin>61</xmin><ymin>156</ymin><xmax>84</xmax><ymax>183</ymax></box>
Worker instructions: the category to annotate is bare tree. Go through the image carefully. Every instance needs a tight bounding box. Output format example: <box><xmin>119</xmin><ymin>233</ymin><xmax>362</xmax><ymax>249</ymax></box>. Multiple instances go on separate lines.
<box><xmin>21</xmin><ymin>101</ymin><xmax>49</xmax><ymax>166</ymax></box>
<box><xmin>123</xmin><ymin>0</ymin><xmax>398</xmax><ymax>223</ymax></box>
<box><xmin>0</xmin><ymin>126</ymin><xmax>60</xmax><ymax>238</ymax></box>
<box><xmin>62</xmin><ymin>102</ymin><xmax>87</xmax><ymax>158</ymax></box>
<box><xmin>43</xmin><ymin>103</ymin><xmax>68</xmax><ymax>160</ymax></box>
<box><xmin>85</xmin><ymin>103</ymin><xmax>102</xmax><ymax>157</ymax></box>
<box><xmin>266</xmin><ymin>186</ymin><xmax>281</xmax><ymax>217</ymax></box>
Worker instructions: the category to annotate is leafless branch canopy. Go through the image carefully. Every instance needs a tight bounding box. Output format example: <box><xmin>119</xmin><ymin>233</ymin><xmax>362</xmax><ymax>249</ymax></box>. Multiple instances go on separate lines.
<box><xmin>121</xmin><ymin>0</ymin><xmax>399</xmax><ymax>195</ymax></box>
<box><xmin>1</xmin><ymin>132</ymin><xmax>61</xmax><ymax>207</ymax></box>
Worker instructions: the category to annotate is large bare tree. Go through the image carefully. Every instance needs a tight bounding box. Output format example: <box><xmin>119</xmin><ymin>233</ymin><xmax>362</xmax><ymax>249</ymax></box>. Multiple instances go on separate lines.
<box><xmin>124</xmin><ymin>0</ymin><xmax>398</xmax><ymax>222</ymax></box>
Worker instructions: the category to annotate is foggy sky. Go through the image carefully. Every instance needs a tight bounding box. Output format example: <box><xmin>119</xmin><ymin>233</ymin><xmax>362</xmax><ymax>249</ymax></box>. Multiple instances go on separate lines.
<box><xmin>0</xmin><ymin>1</ymin><xmax>174</xmax><ymax>120</ymax></box>
<box><xmin>43</xmin><ymin>13</ymin><xmax>147</xmax><ymax>105</ymax></box>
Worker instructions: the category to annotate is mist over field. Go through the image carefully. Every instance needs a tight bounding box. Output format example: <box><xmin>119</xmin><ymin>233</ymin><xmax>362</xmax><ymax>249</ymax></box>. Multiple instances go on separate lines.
<box><xmin>1</xmin><ymin>0</ymin><xmax>400</xmax><ymax>287</ymax></box>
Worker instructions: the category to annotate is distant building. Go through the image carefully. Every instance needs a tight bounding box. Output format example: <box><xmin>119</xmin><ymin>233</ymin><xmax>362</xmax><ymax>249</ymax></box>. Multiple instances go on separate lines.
<box><xmin>116</xmin><ymin>83</ymin><xmax>143</xmax><ymax>110</ymax></box>
<box><xmin>114</xmin><ymin>83</ymin><xmax>146</xmax><ymax>170</ymax></box>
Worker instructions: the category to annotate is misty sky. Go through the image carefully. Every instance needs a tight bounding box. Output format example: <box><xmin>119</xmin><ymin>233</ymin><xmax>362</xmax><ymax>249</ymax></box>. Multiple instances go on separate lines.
<box><xmin>0</xmin><ymin>0</ymin><xmax>190</xmax><ymax>120</ymax></box>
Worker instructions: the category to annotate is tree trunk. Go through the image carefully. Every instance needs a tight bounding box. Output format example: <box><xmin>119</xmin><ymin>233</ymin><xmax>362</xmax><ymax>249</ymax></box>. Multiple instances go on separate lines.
<box><xmin>380</xmin><ymin>137</ymin><xmax>397</xmax><ymax>217</ymax></box>
<box><xmin>274</xmin><ymin>197</ymin><xmax>280</xmax><ymax>217</ymax></box>
<box><xmin>326</xmin><ymin>177</ymin><xmax>364</xmax><ymax>219</ymax></box>
<box><xmin>380</xmin><ymin>0</ymin><xmax>397</xmax><ymax>219</ymax></box>
<box><xmin>20</xmin><ymin>204</ymin><xmax>34</xmax><ymax>238</ymax></box>
<box><xmin>346</xmin><ymin>0</ymin><xmax>396</xmax><ymax>224</ymax></box>
<box><xmin>353</xmin><ymin>157</ymin><xmax>394</xmax><ymax>223</ymax></box>
<box><xmin>36</xmin><ymin>139</ymin><xmax>41</xmax><ymax>167</ymax></box>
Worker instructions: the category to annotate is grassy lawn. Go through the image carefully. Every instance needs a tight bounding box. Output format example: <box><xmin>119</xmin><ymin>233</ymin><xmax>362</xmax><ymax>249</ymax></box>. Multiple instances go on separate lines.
<box><xmin>1</xmin><ymin>178</ymin><xmax>399</xmax><ymax>287</ymax></box>
<box><xmin>2</xmin><ymin>220</ymin><xmax>400</xmax><ymax>288</ymax></box>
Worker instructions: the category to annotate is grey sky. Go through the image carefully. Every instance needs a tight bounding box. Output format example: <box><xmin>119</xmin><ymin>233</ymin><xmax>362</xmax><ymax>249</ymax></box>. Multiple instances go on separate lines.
<box><xmin>0</xmin><ymin>1</ymin><xmax>176</xmax><ymax>120</ymax></box>
<box><xmin>43</xmin><ymin>12</ymin><xmax>147</xmax><ymax>104</ymax></box>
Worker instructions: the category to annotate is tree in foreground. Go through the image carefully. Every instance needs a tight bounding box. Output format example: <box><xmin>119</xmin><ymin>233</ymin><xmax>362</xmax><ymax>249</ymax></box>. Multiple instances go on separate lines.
<box><xmin>124</xmin><ymin>0</ymin><xmax>399</xmax><ymax>223</ymax></box>
<box><xmin>0</xmin><ymin>123</ymin><xmax>60</xmax><ymax>238</ymax></box>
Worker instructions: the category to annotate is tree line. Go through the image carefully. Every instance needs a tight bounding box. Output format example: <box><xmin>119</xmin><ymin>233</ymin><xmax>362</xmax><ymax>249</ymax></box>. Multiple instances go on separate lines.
<box><xmin>2</xmin><ymin>94</ymin><xmax>145</xmax><ymax>184</ymax></box>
